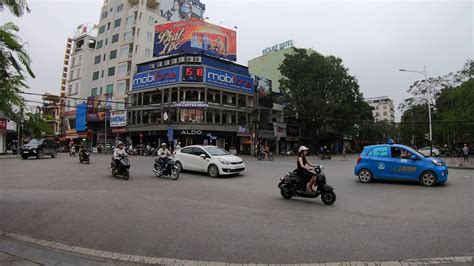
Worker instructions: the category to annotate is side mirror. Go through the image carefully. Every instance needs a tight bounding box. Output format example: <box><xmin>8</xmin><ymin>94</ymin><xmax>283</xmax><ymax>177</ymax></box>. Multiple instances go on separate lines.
<box><xmin>200</xmin><ymin>154</ymin><xmax>206</xmax><ymax>159</ymax></box>
<box><xmin>410</xmin><ymin>155</ymin><xmax>419</xmax><ymax>160</ymax></box>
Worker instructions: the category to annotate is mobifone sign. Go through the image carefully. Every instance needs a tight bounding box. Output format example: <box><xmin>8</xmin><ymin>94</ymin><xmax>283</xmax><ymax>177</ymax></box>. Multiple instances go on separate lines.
<box><xmin>205</xmin><ymin>67</ymin><xmax>253</xmax><ymax>94</ymax></box>
<box><xmin>110</xmin><ymin>111</ymin><xmax>127</xmax><ymax>127</ymax></box>
<box><xmin>132</xmin><ymin>66</ymin><xmax>180</xmax><ymax>91</ymax></box>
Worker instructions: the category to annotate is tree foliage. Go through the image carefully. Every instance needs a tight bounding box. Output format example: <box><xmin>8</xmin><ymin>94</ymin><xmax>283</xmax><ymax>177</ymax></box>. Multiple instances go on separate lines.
<box><xmin>279</xmin><ymin>48</ymin><xmax>373</xmax><ymax>143</ymax></box>
<box><xmin>22</xmin><ymin>112</ymin><xmax>54</xmax><ymax>138</ymax></box>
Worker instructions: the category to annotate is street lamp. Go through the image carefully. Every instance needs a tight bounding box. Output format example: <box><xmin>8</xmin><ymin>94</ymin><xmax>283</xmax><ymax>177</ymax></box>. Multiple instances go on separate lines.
<box><xmin>399</xmin><ymin>66</ymin><xmax>433</xmax><ymax>156</ymax></box>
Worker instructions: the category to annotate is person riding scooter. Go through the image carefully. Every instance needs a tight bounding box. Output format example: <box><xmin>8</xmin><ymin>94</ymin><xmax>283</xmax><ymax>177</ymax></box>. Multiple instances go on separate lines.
<box><xmin>157</xmin><ymin>143</ymin><xmax>172</xmax><ymax>174</ymax></box>
<box><xmin>296</xmin><ymin>146</ymin><xmax>319</xmax><ymax>193</ymax></box>
<box><xmin>112</xmin><ymin>142</ymin><xmax>128</xmax><ymax>166</ymax></box>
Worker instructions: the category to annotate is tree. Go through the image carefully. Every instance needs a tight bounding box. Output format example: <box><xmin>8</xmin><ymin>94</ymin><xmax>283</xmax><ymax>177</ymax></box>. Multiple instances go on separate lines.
<box><xmin>22</xmin><ymin>112</ymin><xmax>54</xmax><ymax>138</ymax></box>
<box><xmin>279</xmin><ymin>48</ymin><xmax>373</xmax><ymax>146</ymax></box>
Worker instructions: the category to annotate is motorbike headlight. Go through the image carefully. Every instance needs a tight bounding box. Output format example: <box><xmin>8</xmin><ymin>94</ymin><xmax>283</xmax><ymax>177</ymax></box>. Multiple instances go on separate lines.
<box><xmin>218</xmin><ymin>158</ymin><xmax>230</xmax><ymax>165</ymax></box>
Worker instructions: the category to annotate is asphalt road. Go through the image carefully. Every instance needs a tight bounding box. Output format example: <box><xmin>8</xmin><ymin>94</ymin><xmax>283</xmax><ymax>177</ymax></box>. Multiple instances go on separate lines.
<box><xmin>0</xmin><ymin>153</ymin><xmax>472</xmax><ymax>264</ymax></box>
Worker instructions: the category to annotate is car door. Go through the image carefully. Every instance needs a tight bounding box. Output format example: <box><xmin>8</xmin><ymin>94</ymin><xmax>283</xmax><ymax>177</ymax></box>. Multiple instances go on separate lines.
<box><xmin>191</xmin><ymin>147</ymin><xmax>210</xmax><ymax>172</ymax></box>
<box><xmin>178</xmin><ymin>147</ymin><xmax>196</xmax><ymax>171</ymax></box>
<box><xmin>367</xmin><ymin>146</ymin><xmax>391</xmax><ymax>179</ymax></box>
<box><xmin>388</xmin><ymin>147</ymin><xmax>423</xmax><ymax>180</ymax></box>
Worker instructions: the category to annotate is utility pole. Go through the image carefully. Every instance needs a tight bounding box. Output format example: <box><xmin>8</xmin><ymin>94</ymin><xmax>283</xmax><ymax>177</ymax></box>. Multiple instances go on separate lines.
<box><xmin>17</xmin><ymin>107</ymin><xmax>23</xmax><ymax>157</ymax></box>
<box><xmin>104</xmin><ymin>110</ymin><xmax>107</xmax><ymax>154</ymax></box>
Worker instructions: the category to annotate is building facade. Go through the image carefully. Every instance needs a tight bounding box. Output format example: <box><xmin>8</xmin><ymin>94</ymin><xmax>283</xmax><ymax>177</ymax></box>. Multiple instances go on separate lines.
<box><xmin>364</xmin><ymin>96</ymin><xmax>395</xmax><ymax>122</ymax></box>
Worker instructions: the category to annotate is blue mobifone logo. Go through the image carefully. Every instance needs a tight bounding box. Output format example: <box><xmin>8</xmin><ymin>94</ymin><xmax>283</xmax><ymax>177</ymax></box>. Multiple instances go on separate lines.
<box><xmin>132</xmin><ymin>66</ymin><xmax>180</xmax><ymax>90</ymax></box>
<box><xmin>205</xmin><ymin>67</ymin><xmax>254</xmax><ymax>94</ymax></box>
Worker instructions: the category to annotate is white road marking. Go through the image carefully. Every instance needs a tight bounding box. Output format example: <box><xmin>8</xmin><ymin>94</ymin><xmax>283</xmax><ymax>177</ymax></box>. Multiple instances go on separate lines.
<box><xmin>0</xmin><ymin>231</ymin><xmax>472</xmax><ymax>265</ymax></box>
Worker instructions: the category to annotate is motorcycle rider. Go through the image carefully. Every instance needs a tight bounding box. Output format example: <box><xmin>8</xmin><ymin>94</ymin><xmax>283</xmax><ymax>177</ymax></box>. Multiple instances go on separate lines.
<box><xmin>175</xmin><ymin>142</ymin><xmax>182</xmax><ymax>150</ymax></box>
<box><xmin>296</xmin><ymin>146</ymin><xmax>318</xmax><ymax>193</ymax></box>
<box><xmin>112</xmin><ymin>142</ymin><xmax>128</xmax><ymax>167</ymax></box>
<box><xmin>157</xmin><ymin>143</ymin><xmax>172</xmax><ymax>174</ymax></box>
<box><xmin>79</xmin><ymin>142</ymin><xmax>87</xmax><ymax>160</ymax></box>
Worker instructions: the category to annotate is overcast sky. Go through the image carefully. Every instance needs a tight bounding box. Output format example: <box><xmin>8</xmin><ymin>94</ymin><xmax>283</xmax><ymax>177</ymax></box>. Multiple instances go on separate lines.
<box><xmin>1</xmin><ymin>0</ymin><xmax>472</xmax><ymax>120</ymax></box>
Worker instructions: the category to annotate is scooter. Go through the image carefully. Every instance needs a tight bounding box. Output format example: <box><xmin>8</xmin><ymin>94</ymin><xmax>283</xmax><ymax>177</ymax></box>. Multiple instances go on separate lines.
<box><xmin>152</xmin><ymin>157</ymin><xmax>179</xmax><ymax>180</ymax></box>
<box><xmin>257</xmin><ymin>151</ymin><xmax>274</xmax><ymax>161</ymax></box>
<box><xmin>79</xmin><ymin>149</ymin><xmax>90</xmax><ymax>164</ymax></box>
<box><xmin>69</xmin><ymin>146</ymin><xmax>76</xmax><ymax>157</ymax></box>
<box><xmin>277</xmin><ymin>165</ymin><xmax>336</xmax><ymax>205</ymax></box>
<box><xmin>320</xmin><ymin>152</ymin><xmax>331</xmax><ymax>160</ymax></box>
<box><xmin>110</xmin><ymin>154</ymin><xmax>130</xmax><ymax>180</ymax></box>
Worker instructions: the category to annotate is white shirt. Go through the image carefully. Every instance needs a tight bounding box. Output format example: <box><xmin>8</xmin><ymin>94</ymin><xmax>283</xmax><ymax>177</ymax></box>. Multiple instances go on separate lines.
<box><xmin>114</xmin><ymin>147</ymin><xmax>127</xmax><ymax>158</ymax></box>
<box><xmin>158</xmin><ymin>147</ymin><xmax>172</xmax><ymax>158</ymax></box>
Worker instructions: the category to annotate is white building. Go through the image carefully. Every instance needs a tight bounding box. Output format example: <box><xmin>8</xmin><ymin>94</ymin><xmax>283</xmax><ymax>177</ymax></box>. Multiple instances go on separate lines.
<box><xmin>364</xmin><ymin>96</ymin><xmax>395</xmax><ymax>122</ymax></box>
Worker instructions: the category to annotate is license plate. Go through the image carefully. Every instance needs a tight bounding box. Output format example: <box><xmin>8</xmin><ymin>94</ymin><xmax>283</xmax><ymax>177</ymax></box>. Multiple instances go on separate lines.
<box><xmin>23</xmin><ymin>151</ymin><xmax>29</xmax><ymax>154</ymax></box>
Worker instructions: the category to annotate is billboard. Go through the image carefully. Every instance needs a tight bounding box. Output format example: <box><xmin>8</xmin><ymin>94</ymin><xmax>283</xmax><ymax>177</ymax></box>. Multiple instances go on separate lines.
<box><xmin>76</xmin><ymin>103</ymin><xmax>87</xmax><ymax>132</ymax></box>
<box><xmin>205</xmin><ymin>67</ymin><xmax>253</xmax><ymax>94</ymax></box>
<box><xmin>154</xmin><ymin>20</ymin><xmax>236</xmax><ymax>61</ymax></box>
<box><xmin>110</xmin><ymin>111</ymin><xmax>127</xmax><ymax>127</ymax></box>
<box><xmin>159</xmin><ymin>0</ymin><xmax>206</xmax><ymax>22</ymax></box>
<box><xmin>254</xmin><ymin>76</ymin><xmax>273</xmax><ymax>108</ymax></box>
<box><xmin>132</xmin><ymin>66</ymin><xmax>180</xmax><ymax>91</ymax></box>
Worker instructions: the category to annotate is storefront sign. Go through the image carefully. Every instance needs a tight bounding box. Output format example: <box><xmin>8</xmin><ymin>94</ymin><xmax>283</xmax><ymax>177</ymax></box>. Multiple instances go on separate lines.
<box><xmin>176</xmin><ymin>101</ymin><xmax>208</xmax><ymax>108</ymax></box>
<box><xmin>110</xmin><ymin>111</ymin><xmax>127</xmax><ymax>127</ymax></box>
<box><xmin>258</xmin><ymin>129</ymin><xmax>275</xmax><ymax>139</ymax></box>
<box><xmin>182</xmin><ymin>66</ymin><xmax>204</xmax><ymax>82</ymax></box>
<box><xmin>205</xmin><ymin>67</ymin><xmax>254</xmax><ymax>94</ymax></box>
<box><xmin>179</xmin><ymin>129</ymin><xmax>203</xmax><ymax>135</ymax></box>
<box><xmin>262</xmin><ymin>40</ymin><xmax>294</xmax><ymax>55</ymax></box>
<box><xmin>132</xmin><ymin>66</ymin><xmax>180</xmax><ymax>91</ymax></box>
<box><xmin>0</xmin><ymin>119</ymin><xmax>7</xmax><ymax>130</ymax></box>
<box><xmin>112</xmin><ymin>127</ymin><xmax>127</xmax><ymax>134</ymax></box>
<box><xmin>273</xmin><ymin>122</ymin><xmax>287</xmax><ymax>138</ymax></box>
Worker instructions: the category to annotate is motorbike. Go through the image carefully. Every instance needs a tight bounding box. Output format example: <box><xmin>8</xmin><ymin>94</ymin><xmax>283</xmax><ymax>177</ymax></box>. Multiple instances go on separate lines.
<box><xmin>79</xmin><ymin>149</ymin><xmax>90</xmax><ymax>164</ymax></box>
<box><xmin>320</xmin><ymin>151</ymin><xmax>331</xmax><ymax>160</ymax></box>
<box><xmin>69</xmin><ymin>146</ymin><xmax>76</xmax><ymax>157</ymax></box>
<box><xmin>152</xmin><ymin>157</ymin><xmax>179</xmax><ymax>180</ymax></box>
<box><xmin>110</xmin><ymin>154</ymin><xmax>131</xmax><ymax>180</ymax></box>
<box><xmin>277</xmin><ymin>165</ymin><xmax>336</xmax><ymax>205</ymax></box>
<box><xmin>257</xmin><ymin>151</ymin><xmax>274</xmax><ymax>161</ymax></box>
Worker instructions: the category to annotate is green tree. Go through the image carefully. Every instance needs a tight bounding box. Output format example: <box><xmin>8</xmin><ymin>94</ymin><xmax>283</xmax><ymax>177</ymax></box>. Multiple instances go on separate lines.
<box><xmin>279</xmin><ymin>48</ymin><xmax>373</xmax><ymax>146</ymax></box>
<box><xmin>22</xmin><ymin>112</ymin><xmax>54</xmax><ymax>138</ymax></box>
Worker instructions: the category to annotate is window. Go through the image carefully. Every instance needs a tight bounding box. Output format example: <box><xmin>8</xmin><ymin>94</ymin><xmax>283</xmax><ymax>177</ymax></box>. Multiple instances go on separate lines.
<box><xmin>98</xmin><ymin>25</ymin><xmax>106</xmax><ymax>34</ymax></box>
<box><xmin>68</xmin><ymin>85</ymin><xmax>73</xmax><ymax>95</ymax></box>
<box><xmin>117</xmin><ymin>3</ymin><xmax>123</xmax><ymax>12</ymax></box>
<box><xmin>106</xmin><ymin>84</ymin><xmax>113</xmax><ymax>95</ymax></box>
<box><xmin>145</xmin><ymin>48</ymin><xmax>151</xmax><ymax>57</ymax></box>
<box><xmin>91</xmin><ymin>87</ymin><xmax>98</xmax><ymax>96</ymax></box>
<box><xmin>124</xmin><ymin>31</ymin><xmax>133</xmax><ymax>41</ymax></box>
<box><xmin>103</xmin><ymin>54</ymin><xmax>106</xmax><ymax>61</ymax></box>
<box><xmin>96</xmin><ymin>40</ymin><xmax>103</xmax><ymax>49</ymax></box>
<box><xmin>71</xmin><ymin>56</ymin><xmax>76</xmax><ymax>67</ymax></box>
<box><xmin>383</xmin><ymin>111</ymin><xmax>387</xmax><ymax>116</ymax></box>
<box><xmin>101</xmin><ymin>70</ymin><xmax>104</xmax><ymax>78</ymax></box>
<box><xmin>94</xmin><ymin>55</ymin><xmax>101</xmax><ymax>64</ymax></box>
<box><xmin>180</xmin><ymin>109</ymin><xmax>204</xmax><ymax>123</ymax></box>
<box><xmin>146</xmin><ymin>32</ymin><xmax>153</xmax><ymax>41</ymax></box>
<box><xmin>116</xmin><ymin>82</ymin><xmax>126</xmax><ymax>95</ymax></box>
<box><xmin>69</xmin><ymin>83</ymin><xmax>79</xmax><ymax>95</ymax></box>
<box><xmin>112</xmin><ymin>34</ymin><xmax>119</xmax><ymax>43</ymax></box>
<box><xmin>125</xmin><ymin>15</ymin><xmax>134</xmax><ymax>28</ymax></box>
<box><xmin>119</xmin><ymin>46</ymin><xmax>129</xmax><ymax>58</ymax></box>
<box><xmin>383</xmin><ymin>105</ymin><xmax>387</xmax><ymax>109</ymax></box>
<box><xmin>114</xmin><ymin>18</ymin><xmax>121</xmax><ymax>28</ymax></box>
<box><xmin>76</xmin><ymin>68</ymin><xmax>81</xmax><ymax>79</ymax></box>
<box><xmin>118</xmin><ymin>64</ymin><xmax>127</xmax><ymax>75</ymax></box>
<box><xmin>181</xmin><ymin>147</ymin><xmax>192</xmax><ymax>154</ymax></box>
<box><xmin>368</xmin><ymin>146</ymin><xmax>389</xmax><ymax>158</ymax></box>
<box><xmin>107</xmin><ymin>67</ymin><xmax>115</xmax><ymax>76</ymax></box>
<box><xmin>101</xmin><ymin>11</ymin><xmax>107</xmax><ymax>19</ymax></box>
<box><xmin>92</xmin><ymin>71</ymin><xmax>99</xmax><ymax>80</ymax></box>
<box><xmin>110</xmin><ymin>50</ymin><xmax>117</xmax><ymax>59</ymax></box>
<box><xmin>105</xmin><ymin>38</ymin><xmax>108</xmax><ymax>45</ymax></box>
<box><xmin>148</xmin><ymin>16</ymin><xmax>154</xmax><ymax>25</ymax></box>
<box><xmin>78</xmin><ymin>55</ymin><xmax>82</xmax><ymax>65</ymax></box>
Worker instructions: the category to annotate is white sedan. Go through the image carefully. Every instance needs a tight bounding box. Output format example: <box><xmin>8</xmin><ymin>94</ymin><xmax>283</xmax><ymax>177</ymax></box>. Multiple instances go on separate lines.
<box><xmin>418</xmin><ymin>147</ymin><xmax>441</xmax><ymax>157</ymax></box>
<box><xmin>174</xmin><ymin>145</ymin><xmax>245</xmax><ymax>177</ymax></box>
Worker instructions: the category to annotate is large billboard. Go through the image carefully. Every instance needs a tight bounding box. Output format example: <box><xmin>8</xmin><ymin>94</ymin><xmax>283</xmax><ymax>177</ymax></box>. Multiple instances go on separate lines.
<box><xmin>254</xmin><ymin>75</ymin><xmax>273</xmax><ymax>108</ymax></box>
<box><xmin>205</xmin><ymin>67</ymin><xmax>253</xmax><ymax>94</ymax></box>
<box><xmin>160</xmin><ymin>0</ymin><xmax>206</xmax><ymax>22</ymax></box>
<box><xmin>154</xmin><ymin>20</ymin><xmax>236</xmax><ymax>61</ymax></box>
<box><xmin>132</xmin><ymin>66</ymin><xmax>181</xmax><ymax>91</ymax></box>
<box><xmin>75</xmin><ymin>103</ymin><xmax>87</xmax><ymax>132</ymax></box>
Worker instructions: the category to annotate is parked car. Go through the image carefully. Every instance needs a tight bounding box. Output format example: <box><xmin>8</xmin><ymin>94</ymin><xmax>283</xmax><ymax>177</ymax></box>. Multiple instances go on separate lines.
<box><xmin>21</xmin><ymin>138</ymin><xmax>57</xmax><ymax>159</ymax></box>
<box><xmin>354</xmin><ymin>143</ymin><xmax>448</xmax><ymax>186</ymax></box>
<box><xmin>417</xmin><ymin>146</ymin><xmax>441</xmax><ymax>157</ymax></box>
<box><xmin>174</xmin><ymin>145</ymin><xmax>245</xmax><ymax>177</ymax></box>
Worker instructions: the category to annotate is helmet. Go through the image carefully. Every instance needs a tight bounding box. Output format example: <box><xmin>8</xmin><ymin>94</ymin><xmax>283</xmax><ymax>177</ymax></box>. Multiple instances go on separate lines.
<box><xmin>161</xmin><ymin>143</ymin><xmax>167</xmax><ymax>147</ymax></box>
<box><xmin>117</xmin><ymin>141</ymin><xmax>124</xmax><ymax>146</ymax></box>
<box><xmin>298</xmin><ymin>146</ymin><xmax>309</xmax><ymax>153</ymax></box>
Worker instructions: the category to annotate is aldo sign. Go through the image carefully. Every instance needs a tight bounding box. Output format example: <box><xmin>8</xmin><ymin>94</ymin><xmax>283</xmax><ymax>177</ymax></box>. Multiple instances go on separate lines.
<box><xmin>132</xmin><ymin>66</ymin><xmax>180</xmax><ymax>91</ymax></box>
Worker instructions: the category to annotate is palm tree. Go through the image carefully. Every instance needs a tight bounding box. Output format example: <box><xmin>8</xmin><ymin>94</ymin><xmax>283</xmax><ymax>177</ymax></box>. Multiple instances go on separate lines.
<box><xmin>0</xmin><ymin>0</ymin><xmax>30</xmax><ymax>17</ymax></box>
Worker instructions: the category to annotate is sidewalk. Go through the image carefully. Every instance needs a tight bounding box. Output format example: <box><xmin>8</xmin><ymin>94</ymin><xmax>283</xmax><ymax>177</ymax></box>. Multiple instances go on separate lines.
<box><xmin>442</xmin><ymin>156</ymin><xmax>474</xmax><ymax>169</ymax></box>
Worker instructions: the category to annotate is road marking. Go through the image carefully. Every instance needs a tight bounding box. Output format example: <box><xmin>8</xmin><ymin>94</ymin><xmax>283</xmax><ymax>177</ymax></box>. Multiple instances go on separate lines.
<box><xmin>0</xmin><ymin>231</ymin><xmax>472</xmax><ymax>265</ymax></box>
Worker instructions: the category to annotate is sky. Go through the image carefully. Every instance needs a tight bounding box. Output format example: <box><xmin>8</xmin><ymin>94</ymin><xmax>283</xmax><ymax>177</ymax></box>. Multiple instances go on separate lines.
<box><xmin>1</xmin><ymin>0</ymin><xmax>472</xmax><ymax>120</ymax></box>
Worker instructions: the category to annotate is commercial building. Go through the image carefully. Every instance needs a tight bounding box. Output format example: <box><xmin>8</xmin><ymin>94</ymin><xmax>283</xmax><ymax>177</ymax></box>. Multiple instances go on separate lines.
<box><xmin>364</xmin><ymin>96</ymin><xmax>395</xmax><ymax>122</ymax></box>
<box><xmin>0</xmin><ymin>113</ymin><xmax>17</xmax><ymax>154</ymax></box>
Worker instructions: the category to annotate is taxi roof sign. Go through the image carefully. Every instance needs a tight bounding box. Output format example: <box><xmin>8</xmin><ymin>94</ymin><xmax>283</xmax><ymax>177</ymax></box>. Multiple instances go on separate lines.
<box><xmin>387</xmin><ymin>139</ymin><xmax>395</xmax><ymax>145</ymax></box>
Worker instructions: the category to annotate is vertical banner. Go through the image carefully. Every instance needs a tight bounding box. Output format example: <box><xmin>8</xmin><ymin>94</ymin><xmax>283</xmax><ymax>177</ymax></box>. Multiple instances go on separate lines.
<box><xmin>76</xmin><ymin>103</ymin><xmax>87</xmax><ymax>132</ymax></box>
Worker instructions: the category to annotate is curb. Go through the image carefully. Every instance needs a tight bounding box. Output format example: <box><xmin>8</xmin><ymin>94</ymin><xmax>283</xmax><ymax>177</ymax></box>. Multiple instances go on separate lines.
<box><xmin>0</xmin><ymin>231</ymin><xmax>472</xmax><ymax>266</ymax></box>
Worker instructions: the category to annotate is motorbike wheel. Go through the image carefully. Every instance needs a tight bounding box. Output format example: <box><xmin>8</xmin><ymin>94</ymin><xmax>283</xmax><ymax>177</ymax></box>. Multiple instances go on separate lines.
<box><xmin>123</xmin><ymin>169</ymin><xmax>130</xmax><ymax>180</ymax></box>
<box><xmin>86</xmin><ymin>159</ymin><xmax>90</xmax><ymax>164</ymax></box>
<box><xmin>269</xmin><ymin>154</ymin><xmax>274</xmax><ymax>161</ymax></box>
<box><xmin>257</xmin><ymin>155</ymin><xmax>263</xmax><ymax>161</ymax></box>
<box><xmin>111</xmin><ymin>168</ymin><xmax>117</xmax><ymax>177</ymax></box>
<box><xmin>280</xmin><ymin>188</ymin><xmax>292</xmax><ymax>200</ymax></box>
<box><xmin>170</xmin><ymin>168</ymin><xmax>179</xmax><ymax>180</ymax></box>
<box><xmin>321</xmin><ymin>191</ymin><xmax>336</xmax><ymax>205</ymax></box>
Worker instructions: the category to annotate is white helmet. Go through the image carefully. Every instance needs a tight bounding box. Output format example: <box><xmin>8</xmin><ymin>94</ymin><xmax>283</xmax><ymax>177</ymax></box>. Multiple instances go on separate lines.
<box><xmin>298</xmin><ymin>146</ymin><xmax>309</xmax><ymax>153</ymax></box>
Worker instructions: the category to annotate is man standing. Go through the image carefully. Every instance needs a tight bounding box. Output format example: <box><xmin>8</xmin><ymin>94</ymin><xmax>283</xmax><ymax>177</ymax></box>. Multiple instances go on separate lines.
<box><xmin>463</xmin><ymin>144</ymin><xmax>469</xmax><ymax>162</ymax></box>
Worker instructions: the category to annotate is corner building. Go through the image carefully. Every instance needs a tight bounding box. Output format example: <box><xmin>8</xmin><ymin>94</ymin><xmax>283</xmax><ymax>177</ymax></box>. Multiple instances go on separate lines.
<box><xmin>127</xmin><ymin>54</ymin><xmax>254</xmax><ymax>154</ymax></box>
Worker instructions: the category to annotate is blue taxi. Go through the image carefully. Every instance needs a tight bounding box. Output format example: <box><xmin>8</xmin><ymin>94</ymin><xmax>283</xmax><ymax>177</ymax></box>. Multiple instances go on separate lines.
<box><xmin>354</xmin><ymin>142</ymin><xmax>448</xmax><ymax>186</ymax></box>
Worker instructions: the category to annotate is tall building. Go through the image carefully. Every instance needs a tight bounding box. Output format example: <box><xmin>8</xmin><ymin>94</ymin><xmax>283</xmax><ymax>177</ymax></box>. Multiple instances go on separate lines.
<box><xmin>364</xmin><ymin>96</ymin><xmax>395</xmax><ymax>122</ymax></box>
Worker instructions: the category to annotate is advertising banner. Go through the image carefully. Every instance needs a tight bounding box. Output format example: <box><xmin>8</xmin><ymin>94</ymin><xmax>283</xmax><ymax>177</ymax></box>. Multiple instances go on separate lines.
<box><xmin>254</xmin><ymin>76</ymin><xmax>273</xmax><ymax>108</ymax></box>
<box><xmin>110</xmin><ymin>111</ymin><xmax>127</xmax><ymax>127</ymax></box>
<box><xmin>154</xmin><ymin>20</ymin><xmax>236</xmax><ymax>61</ymax></box>
<box><xmin>75</xmin><ymin>103</ymin><xmax>87</xmax><ymax>132</ymax></box>
<box><xmin>205</xmin><ymin>67</ymin><xmax>253</xmax><ymax>94</ymax></box>
<box><xmin>132</xmin><ymin>66</ymin><xmax>180</xmax><ymax>91</ymax></box>
<box><xmin>159</xmin><ymin>0</ymin><xmax>206</xmax><ymax>22</ymax></box>
<box><xmin>0</xmin><ymin>118</ymin><xmax>6</xmax><ymax>130</ymax></box>
<box><xmin>273</xmin><ymin>122</ymin><xmax>287</xmax><ymax>138</ymax></box>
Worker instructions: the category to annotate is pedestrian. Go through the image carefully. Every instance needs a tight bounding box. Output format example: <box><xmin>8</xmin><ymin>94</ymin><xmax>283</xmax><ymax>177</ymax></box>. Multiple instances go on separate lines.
<box><xmin>342</xmin><ymin>146</ymin><xmax>347</xmax><ymax>161</ymax></box>
<box><xmin>463</xmin><ymin>144</ymin><xmax>469</xmax><ymax>162</ymax></box>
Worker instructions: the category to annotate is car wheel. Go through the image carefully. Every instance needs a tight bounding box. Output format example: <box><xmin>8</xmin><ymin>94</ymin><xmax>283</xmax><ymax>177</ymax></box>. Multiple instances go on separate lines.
<box><xmin>358</xmin><ymin>169</ymin><xmax>373</xmax><ymax>183</ymax></box>
<box><xmin>175</xmin><ymin>161</ymin><xmax>183</xmax><ymax>172</ymax></box>
<box><xmin>208</xmin><ymin>164</ymin><xmax>219</xmax><ymax>178</ymax></box>
<box><xmin>51</xmin><ymin>150</ymin><xmax>57</xmax><ymax>158</ymax></box>
<box><xmin>421</xmin><ymin>171</ymin><xmax>436</xmax><ymax>187</ymax></box>
<box><xmin>37</xmin><ymin>149</ymin><xmax>44</xmax><ymax>159</ymax></box>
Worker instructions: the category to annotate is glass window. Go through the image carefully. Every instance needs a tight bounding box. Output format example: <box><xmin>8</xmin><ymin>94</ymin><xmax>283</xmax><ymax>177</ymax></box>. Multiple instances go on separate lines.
<box><xmin>91</xmin><ymin>87</ymin><xmax>98</xmax><ymax>96</ymax></box>
<box><xmin>68</xmin><ymin>85</ymin><xmax>73</xmax><ymax>95</ymax></box>
<box><xmin>123</xmin><ymin>31</ymin><xmax>132</xmax><ymax>41</ymax></box>
<box><xmin>116</xmin><ymin>82</ymin><xmax>126</xmax><ymax>94</ymax></box>
<box><xmin>110</xmin><ymin>50</ymin><xmax>117</xmax><ymax>59</ymax></box>
<box><xmin>106</xmin><ymin>84</ymin><xmax>113</xmax><ymax>94</ymax></box>
<box><xmin>204</xmin><ymin>146</ymin><xmax>230</xmax><ymax>156</ymax></box>
<box><xmin>101</xmin><ymin>11</ymin><xmax>107</xmax><ymax>19</ymax></box>
<box><xmin>181</xmin><ymin>147</ymin><xmax>192</xmax><ymax>154</ymax></box>
<box><xmin>119</xmin><ymin>46</ymin><xmax>129</xmax><ymax>58</ymax></box>
<box><xmin>146</xmin><ymin>32</ymin><xmax>153</xmax><ymax>41</ymax></box>
<box><xmin>96</xmin><ymin>40</ymin><xmax>103</xmax><ymax>49</ymax></box>
<box><xmin>112</xmin><ymin>34</ymin><xmax>119</xmax><ymax>43</ymax></box>
<box><xmin>369</xmin><ymin>146</ymin><xmax>389</xmax><ymax>158</ymax></box>
<box><xmin>92</xmin><ymin>71</ymin><xmax>99</xmax><ymax>80</ymax></box>
<box><xmin>94</xmin><ymin>55</ymin><xmax>101</xmax><ymax>64</ymax></box>
<box><xmin>114</xmin><ymin>18</ymin><xmax>121</xmax><ymax>28</ymax></box>
<box><xmin>98</xmin><ymin>25</ymin><xmax>105</xmax><ymax>34</ymax></box>
<box><xmin>125</xmin><ymin>15</ymin><xmax>134</xmax><ymax>28</ymax></box>
<box><xmin>118</xmin><ymin>64</ymin><xmax>127</xmax><ymax>75</ymax></box>
<box><xmin>145</xmin><ymin>48</ymin><xmax>151</xmax><ymax>57</ymax></box>
<box><xmin>107</xmin><ymin>67</ymin><xmax>115</xmax><ymax>76</ymax></box>
<box><xmin>148</xmin><ymin>16</ymin><xmax>154</xmax><ymax>25</ymax></box>
<box><xmin>117</xmin><ymin>3</ymin><xmax>123</xmax><ymax>12</ymax></box>
<box><xmin>107</xmin><ymin>22</ymin><xmax>111</xmax><ymax>30</ymax></box>
<box><xmin>180</xmin><ymin>109</ymin><xmax>204</xmax><ymax>123</ymax></box>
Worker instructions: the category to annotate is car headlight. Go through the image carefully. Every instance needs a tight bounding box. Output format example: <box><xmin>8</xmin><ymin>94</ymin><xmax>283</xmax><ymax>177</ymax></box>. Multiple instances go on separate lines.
<box><xmin>30</xmin><ymin>145</ymin><xmax>38</xmax><ymax>149</ymax></box>
<box><xmin>218</xmin><ymin>158</ymin><xmax>230</xmax><ymax>165</ymax></box>
<box><xmin>432</xmin><ymin>160</ymin><xmax>443</xmax><ymax>166</ymax></box>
